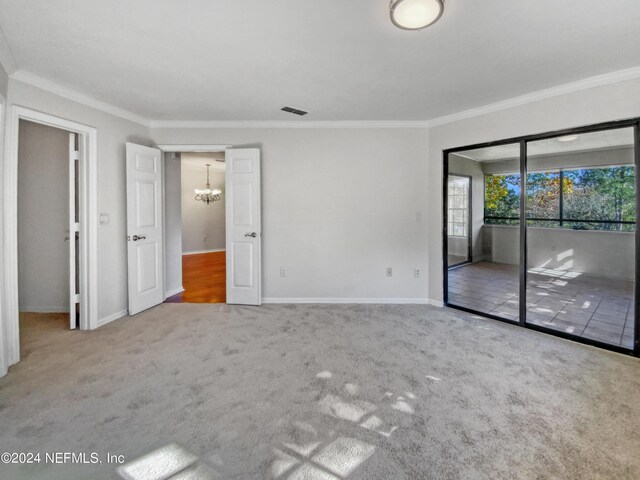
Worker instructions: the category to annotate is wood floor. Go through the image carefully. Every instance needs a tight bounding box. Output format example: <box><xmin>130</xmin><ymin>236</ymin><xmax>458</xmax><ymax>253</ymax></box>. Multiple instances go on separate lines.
<box><xmin>165</xmin><ymin>251</ymin><xmax>226</xmax><ymax>304</ymax></box>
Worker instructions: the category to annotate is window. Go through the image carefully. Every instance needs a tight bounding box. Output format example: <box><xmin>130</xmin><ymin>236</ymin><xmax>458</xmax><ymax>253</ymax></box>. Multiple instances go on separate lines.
<box><xmin>448</xmin><ymin>175</ymin><xmax>469</xmax><ymax>237</ymax></box>
<box><xmin>484</xmin><ymin>173</ymin><xmax>520</xmax><ymax>225</ymax></box>
<box><xmin>484</xmin><ymin>166</ymin><xmax>636</xmax><ymax>231</ymax></box>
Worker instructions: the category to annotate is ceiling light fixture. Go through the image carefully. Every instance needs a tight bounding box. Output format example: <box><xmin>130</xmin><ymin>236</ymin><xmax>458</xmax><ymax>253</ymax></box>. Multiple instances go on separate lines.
<box><xmin>194</xmin><ymin>164</ymin><xmax>222</xmax><ymax>205</ymax></box>
<box><xmin>557</xmin><ymin>135</ymin><xmax>579</xmax><ymax>142</ymax></box>
<box><xmin>390</xmin><ymin>0</ymin><xmax>444</xmax><ymax>30</ymax></box>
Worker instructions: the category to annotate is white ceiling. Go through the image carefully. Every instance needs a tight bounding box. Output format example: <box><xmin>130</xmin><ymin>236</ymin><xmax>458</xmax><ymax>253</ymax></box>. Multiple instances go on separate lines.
<box><xmin>1</xmin><ymin>0</ymin><xmax>639</xmax><ymax>121</ymax></box>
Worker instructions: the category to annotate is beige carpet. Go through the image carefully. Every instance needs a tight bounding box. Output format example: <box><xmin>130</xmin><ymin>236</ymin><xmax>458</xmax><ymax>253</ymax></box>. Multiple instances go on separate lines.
<box><xmin>1</xmin><ymin>305</ymin><xmax>639</xmax><ymax>480</ymax></box>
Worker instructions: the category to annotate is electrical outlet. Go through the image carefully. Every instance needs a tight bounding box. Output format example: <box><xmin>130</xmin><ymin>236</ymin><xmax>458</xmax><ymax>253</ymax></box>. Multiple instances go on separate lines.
<box><xmin>415</xmin><ymin>212</ymin><xmax>422</xmax><ymax>222</ymax></box>
<box><xmin>203</xmin><ymin>235</ymin><xmax>207</xmax><ymax>242</ymax></box>
<box><xmin>386</xmin><ymin>267</ymin><xmax>393</xmax><ymax>277</ymax></box>
<box><xmin>280</xmin><ymin>267</ymin><xmax>287</xmax><ymax>277</ymax></box>
<box><xmin>414</xmin><ymin>268</ymin><xmax>421</xmax><ymax>278</ymax></box>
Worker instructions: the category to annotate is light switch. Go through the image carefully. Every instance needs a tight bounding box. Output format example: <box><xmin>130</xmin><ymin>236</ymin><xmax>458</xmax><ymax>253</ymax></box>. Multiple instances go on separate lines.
<box><xmin>99</xmin><ymin>213</ymin><xmax>110</xmax><ymax>225</ymax></box>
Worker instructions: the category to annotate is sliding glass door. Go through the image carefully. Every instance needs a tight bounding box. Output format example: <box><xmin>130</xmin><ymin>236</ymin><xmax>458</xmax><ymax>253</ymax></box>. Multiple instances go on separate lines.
<box><xmin>445</xmin><ymin>143</ymin><xmax>521</xmax><ymax>322</ymax></box>
<box><xmin>525</xmin><ymin>128</ymin><xmax>636</xmax><ymax>349</ymax></box>
<box><xmin>444</xmin><ymin>119</ymin><xmax>639</xmax><ymax>355</ymax></box>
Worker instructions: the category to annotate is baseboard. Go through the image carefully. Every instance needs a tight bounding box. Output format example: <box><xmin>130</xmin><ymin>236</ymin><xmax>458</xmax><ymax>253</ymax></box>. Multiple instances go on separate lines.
<box><xmin>262</xmin><ymin>298</ymin><xmax>430</xmax><ymax>305</ymax></box>
<box><xmin>97</xmin><ymin>309</ymin><xmax>128</xmax><ymax>327</ymax></box>
<box><xmin>183</xmin><ymin>248</ymin><xmax>226</xmax><ymax>255</ymax></box>
<box><xmin>428</xmin><ymin>299</ymin><xmax>444</xmax><ymax>308</ymax></box>
<box><xmin>20</xmin><ymin>306</ymin><xmax>70</xmax><ymax>313</ymax></box>
<box><xmin>165</xmin><ymin>287</ymin><xmax>184</xmax><ymax>299</ymax></box>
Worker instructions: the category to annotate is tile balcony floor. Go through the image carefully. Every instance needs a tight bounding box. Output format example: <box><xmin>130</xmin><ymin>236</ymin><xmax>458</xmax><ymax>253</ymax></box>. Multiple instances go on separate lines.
<box><xmin>448</xmin><ymin>262</ymin><xmax>634</xmax><ymax>349</ymax></box>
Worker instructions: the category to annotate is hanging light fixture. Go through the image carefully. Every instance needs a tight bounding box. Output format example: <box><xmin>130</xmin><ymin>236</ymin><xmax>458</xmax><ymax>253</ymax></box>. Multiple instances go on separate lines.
<box><xmin>194</xmin><ymin>164</ymin><xmax>222</xmax><ymax>204</ymax></box>
<box><xmin>390</xmin><ymin>0</ymin><xmax>444</xmax><ymax>30</ymax></box>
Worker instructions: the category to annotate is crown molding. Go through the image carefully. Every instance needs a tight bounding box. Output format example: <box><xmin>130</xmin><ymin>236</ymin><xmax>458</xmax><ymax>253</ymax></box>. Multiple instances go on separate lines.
<box><xmin>149</xmin><ymin>120</ymin><xmax>431</xmax><ymax>129</ymax></box>
<box><xmin>6</xmin><ymin>65</ymin><xmax>640</xmax><ymax>131</ymax></box>
<box><xmin>10</xmin><ymin>70</ymin><xmax>151</xmax><ymax>127</ymax></box>
<box><xmin>426</xmin><ymin>66</ymin><xmax>640</xmax><ymax>128</ymax></box>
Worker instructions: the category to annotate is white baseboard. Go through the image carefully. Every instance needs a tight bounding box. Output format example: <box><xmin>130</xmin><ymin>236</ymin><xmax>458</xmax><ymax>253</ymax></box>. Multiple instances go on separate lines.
<box><xmin>428</xmin><ymin>299</ymin><xmax>444</xmax><ymax>308</ymax></box>
<box><xmin>183</xmin><ymin>248</ymin><xmax>226</xmax><ymax>255</ymax></box>
<box><xmin>20</xmin><ymin>306</ymin><xmax>70</xmax><ymax>313</ymax></box>
<box><xmin>262</xmin><ymin>298</ymin><xmax>429</xmax><ymax>305</ymax></box>
<box><xmin>165</xmin><ymin>287</ymin><xmax>185</xmax><ymax>299</ymax></box>
<box><xmin>97</xmin><ymin>309</ymin><xmax>128</xmax><ymax>327</ymax></box>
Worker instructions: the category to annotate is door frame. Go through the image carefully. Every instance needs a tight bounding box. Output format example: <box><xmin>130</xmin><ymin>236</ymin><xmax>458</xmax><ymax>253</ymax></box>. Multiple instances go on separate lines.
<box><xmin>2</xmin><ymin>105</ymin><xmax>99</xmax><ymax>368</ymax></box>
<box><xmin>156</xmin><ymin>144</ymin><xmax>233</xmax><ymax>302</ymax></box>
<box><xmin>442</xmin><ymin>116</ymin><xmax>640</xmax><ymax>357</ymax></box>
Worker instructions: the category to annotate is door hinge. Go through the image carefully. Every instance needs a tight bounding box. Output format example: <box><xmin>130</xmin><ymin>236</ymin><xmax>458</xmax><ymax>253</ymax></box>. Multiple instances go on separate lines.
<box><xmin>72</xmin><ymin>222</ymin><xmax>80</xmax><ymax>232</ymax></box>
<box><xmin>73</xmin><ymin>294</ymin><xmax>80</xmax><ymax>304</ymax></box>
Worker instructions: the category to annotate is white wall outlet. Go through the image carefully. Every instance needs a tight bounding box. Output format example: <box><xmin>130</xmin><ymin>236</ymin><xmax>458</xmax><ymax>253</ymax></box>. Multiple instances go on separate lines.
<box><xmin>203</xmin><ymin>235</ymin><xmax>207</xmax><ymax>242</ymax></box>
<box><xmin>99</xmin><ymin>213</ymin><xmax>110</xmax><ymax>225</ymax></box>
<box><xmin>386</xmin><ymin>267</ymin><xmax>393</xmax><ymax>277</ymax></box>
<box><xmin>414</xmin><ymin>268</ymin><xmax>421</xmax><ymax>278</ymax></box>
<box><xmin>280</xmin><ymin>267</ymin><xmax>287</xmax><ymax>277</ymax></box>
<box><xmin>415</xmin><ymin>212</ymin><xmax>422</xmax><ymax>222</ymax></box>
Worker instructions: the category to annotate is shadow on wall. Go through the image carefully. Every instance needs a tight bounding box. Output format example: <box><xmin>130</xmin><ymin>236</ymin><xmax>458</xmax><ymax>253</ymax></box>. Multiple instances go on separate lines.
<box><xmin>481</xmin><ymin>225</ymin><xmax>635</xmax><ymax>281</ymax></box>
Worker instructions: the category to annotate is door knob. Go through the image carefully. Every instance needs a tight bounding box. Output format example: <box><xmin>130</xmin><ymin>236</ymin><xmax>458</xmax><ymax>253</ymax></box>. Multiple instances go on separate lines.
<box><xmin>132</xmin><ymin>235</ymin><xmax>146</xmax><ymax>241</ymax></box>
<box><xmin>244</xmin><ymin>232</ymin><xmax>257</xmax><ymax>238</ymax></box>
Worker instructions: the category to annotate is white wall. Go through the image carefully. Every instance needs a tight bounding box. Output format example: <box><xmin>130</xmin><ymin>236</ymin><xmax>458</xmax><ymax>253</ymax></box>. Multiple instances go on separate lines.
<box><xmin>3</xmin><ymin>66</ymin><xmax>638</xmax><ymax>331</ymax></box>
<box><xmin>153</xmin><ymin>128</ymin><xmax>430</xmax><ymax>301</ymax></box>
<box><xmin>484</xmin><ymin>225</ymin><xmax>634</xmax><ymax>281</ymax></box>
<box><xmin>6</xmin><ymin>80</ymin><xmax>154</xmax><ymax>321</ymax></box>
<box><xmin>181</xmin><ymin>160</ymin><xmax>226</xmax><ymax>253</ymax></box>
<box><xmin>428</xmin><ymin>77</ymin><xmax>640</xmax><ymax>302</ymax></box>
<box><xmin>0</xmin><ymin>63</ymin><xmax>8</xmax><ymax>99</ymax></box>
<box><xmin>17</xmin><ymin>120</ymin><xmax>70</xmax><ymax>311</ymax></box>
<box><xmin>164</xmin><ymin>153</ymin><xmax>183</xmax><ymax>297</ymax></box>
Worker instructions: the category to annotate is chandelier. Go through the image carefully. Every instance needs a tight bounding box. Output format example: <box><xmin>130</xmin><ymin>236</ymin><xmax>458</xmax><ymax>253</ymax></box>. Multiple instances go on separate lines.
<box><xmin>194</xmin><ymin>164</ymin><xmax>222</xmax><ymax>204</ymax></box>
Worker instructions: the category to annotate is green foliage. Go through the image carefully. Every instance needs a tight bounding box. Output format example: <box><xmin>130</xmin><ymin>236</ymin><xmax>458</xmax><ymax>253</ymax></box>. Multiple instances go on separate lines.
<box><xmin>484</xmin><ymin>174</ymin><xmax>520</xmax><ymax>222</ymax></box>
<box><xmin>564</xmin><ymin>166</ymin><xmax>635</xmax><ymax>230</ymax></box>
<box><xmin>484</xmin><ymin>166</ymin><xmax>636</xmax><ymax>231</ymax></box>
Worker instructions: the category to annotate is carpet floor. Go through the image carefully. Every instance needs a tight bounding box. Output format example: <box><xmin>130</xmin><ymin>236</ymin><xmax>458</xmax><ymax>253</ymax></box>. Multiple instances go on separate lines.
<box><xmin>1</xmin><ymin>305</ymin><xmax>639</xmax><ymax>480</ymax></box>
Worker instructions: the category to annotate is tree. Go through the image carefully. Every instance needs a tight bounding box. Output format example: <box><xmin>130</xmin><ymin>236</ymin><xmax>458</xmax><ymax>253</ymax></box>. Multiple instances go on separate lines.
<box><xmin>485</xmin><ymin>174</ymin><xmax>520</xmax><ymax>223</ymax></box>
<box><xmin>485</xmin><ymin>166</ymin><xmax>635</xmax><ymax>231</ymax></box>
<box><xmin>564</xmin><ymin>166</ymin><xmax>635</xmax><ymax>230</ymax></box>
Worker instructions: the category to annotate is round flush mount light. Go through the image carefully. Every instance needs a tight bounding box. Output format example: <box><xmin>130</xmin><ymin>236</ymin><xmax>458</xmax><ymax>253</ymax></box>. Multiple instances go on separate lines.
<box><xmin>557</xmin><ymin>135</ymin><xmax>579</xmax><ymax>142</ymax></box>
<box><xmin>390</xmin><ymin>0</ymin><xmax>444</xmax><ymax>30</ymax></box>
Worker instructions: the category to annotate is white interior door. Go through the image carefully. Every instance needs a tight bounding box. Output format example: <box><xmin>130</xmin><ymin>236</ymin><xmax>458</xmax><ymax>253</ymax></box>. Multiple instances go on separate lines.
<box><xmin>126</xmin><ymin>143</ymin><xmax>164</xmax><ymax>315</ymax></box>
<box><xmin>68</xmin><ymin>133</ymin><xmax>79</xmax><ymax>328</ymax></box>
<box><xmin>225</xmin><ymin>148</ymin><xmax>261</xmax><ymax>305</ymax></box>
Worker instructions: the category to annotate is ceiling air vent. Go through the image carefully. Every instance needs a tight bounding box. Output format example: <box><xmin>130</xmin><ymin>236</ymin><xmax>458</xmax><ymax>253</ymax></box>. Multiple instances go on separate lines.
<box><xmin>281</xmin><ymin>106</ymin><xmax>308</xmax><ymax>116</ymax></box>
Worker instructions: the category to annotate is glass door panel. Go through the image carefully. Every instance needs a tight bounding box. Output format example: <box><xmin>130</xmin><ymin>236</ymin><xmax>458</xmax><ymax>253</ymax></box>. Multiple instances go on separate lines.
<box><xmin>525</xmin><ymin>127</ymin><xmax>636</xmax><ymax>349</ymax></box>
<box><xmin>446</xmin><ymin>144</ymin><xmax>521</xmax><ymax>322</ymax></box>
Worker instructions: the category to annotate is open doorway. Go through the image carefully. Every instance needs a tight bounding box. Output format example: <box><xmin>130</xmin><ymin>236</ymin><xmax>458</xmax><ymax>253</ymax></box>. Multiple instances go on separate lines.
<box><xmin>17</xmin><ymin>120</ymin><xmax>79</xmax><ymax>356</ymax></box>
<box><xmin>165</xmin><ymin>152</ymin><xmax>227</xmax><ymax>303</ymax></box>
<box><xmin>2</xmin><ymin>106</ymin><xmax>97</xmax><ymax>372</ymax></box>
